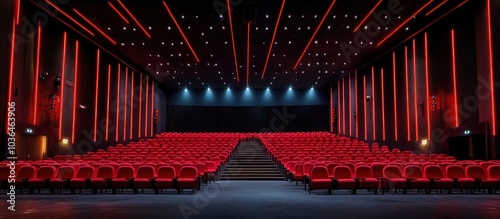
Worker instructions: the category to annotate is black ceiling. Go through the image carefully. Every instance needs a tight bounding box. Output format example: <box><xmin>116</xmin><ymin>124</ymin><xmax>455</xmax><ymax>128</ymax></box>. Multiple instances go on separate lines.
<box><xmin>34</xmin><ymin>0</ymin><xmax>471</xmax><ymax>90</ymax></box>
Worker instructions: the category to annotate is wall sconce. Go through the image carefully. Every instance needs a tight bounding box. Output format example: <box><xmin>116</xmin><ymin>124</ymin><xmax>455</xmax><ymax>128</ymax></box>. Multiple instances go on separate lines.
<box><xmin>431</xmin><ymin>96</ymin><xmax>437</xmax><ymax>111</ymax></box>
<box><xmin>366</xmin><ymin>95</ymin><xmax>371</xmax><ymax>102</ymax></box>
<box><xmin>62</xmin><ymin>138</ymin><xmax>69</xmax><ymax>144</ymax></box>
<box><xmin>421</xmin><ymin>139</ymin><xmax>428</xmax><ymax>148</ymax></box>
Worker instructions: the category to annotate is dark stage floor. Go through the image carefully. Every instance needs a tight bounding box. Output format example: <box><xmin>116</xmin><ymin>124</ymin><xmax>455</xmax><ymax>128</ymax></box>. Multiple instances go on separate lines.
<box><xmin>2</xmin><ymin>181</ymin><xmax>500</xmax><ymax>219</ymax></box>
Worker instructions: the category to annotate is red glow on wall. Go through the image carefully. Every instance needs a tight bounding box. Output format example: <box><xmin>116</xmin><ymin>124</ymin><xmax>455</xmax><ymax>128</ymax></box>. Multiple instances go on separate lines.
<box><xmin>116</xmin><ymin>64</ymin><xmax>121</xmax><ymax>141</ymax></box>
<box><xmin>7</xmin><ymin>18</ymin><xmax>16</xmax><ymax>112</ymax></box>
<box><xmin>413</xmin><ymin>39</ymin><xmax>419</xmax><ymax>141</ymax></box>
<box><xmin>145</xmin><ymin>77</ymin><xmax>149</xmax><ymax>137</ymax></box>
<box><xmin>381</xmin><ymin>68</ymin><xmax>386</xmax><ymax>141</ymax></box>
<box><xmin>130</xmin><ymin>71</ymin><xmax>134</xmax><ymax>140</ymax></box>
<box><xmin>405</xmin><ymin>46</ymin><xmax>411</xmax><ymax>141</ymax></box>
<box><xmin>451</xmin><ymin>29</ymin><xmax>459</xmax><ymax>127</ymax></box>
<box><xmin>226</xmin><ymin>0</ymin><xmax>240</xmax><ymax>82</ymax></box>
<box><xmin>124</xmin><ymin>67</ymin><xmax>128</xmax><ymax>141</ymax></box>
<box><xmin>353</xmin><ymin>0</ymin><xmax>383</xmax><ymax>33</ymax></box>
<box><xmin>262</xmin><ymin>0</ymin><xmax>286</xmax><ymax>79</ymax></box>
<box><xmin>16</xmin><ymin>0</ymin><xmax>21</xmax><ymax>25</ymax></box>
<box><xmin>45</xmin><ymin>1</ymin><xmax>95</xmax><ymax>36</ymax></box>
<box><xmin>425</xmin><ymin>0</ymin><xmax>447</xmax><ymax>16</ymax></box>
<box><xmin>355</xmin><ymin>71</ymin><xmax>359</xmax><ymax>138</ymax></box>
<box><xmin>151</xmin><ymin>82</ymin><xmax>154</xmax><ymax>137</ymax></box>
<box><xmin>338</xmin><ymin>80</ymin><xmax>341</xmax><ymax>134</ymax></box>
<box><xmin>363</xmin><ymin>76</ymin><xmax>367</xmax><ymax>140</ymax></box>
<box><xmin>342</xmin><ymin>77</ymin><xmax>346</xmax><ymax>135</ymax></box>
<box><xmin>71</xmin><ymin>40</ymin><xmax>79</xmax><ymax>144</ymax></box>
<box><xmin>94</xmin><ymin>49</ymin><xmax>100</xmax><ymax>142</ymax></box>
<box><xmin>33</xmin><ymin>19</ymin><xmax>42</xmax><ymax>125</ymax></box>
<box><xmin>117</xmin><ymin>0</ymin><xmax>151</xmax><ymax>38</ymax></box>
<box><xmin>246</xmin><ymin>22</ymin><xmax>251</xmax><ymax>87</ymax></box>
<box><xmin>349</xmin><ymin>75</ymin><xmax>352</xmax><ymax>136</ymax></box>
<box><xmin>106</xmin><ymin>65</ymin><xmax>111</xmax><ymax>141</ymax></box>
<box><xmin>372</xmin><ymin>67</ymin><xmax>376</xmax><ymax>141</ymax></box>
<box><xmin>392</xmin><ymin>52</ymin><xmax>398</xmax><ymax>141</ymax></box>
<box><xmin>162</xmin><ymin>1</ymin><xmax>200</xmax><ymax>62</ymax></box>
<box><xmin>377</xmin><ymin>0</ymin><xmax>433</xmax><ymax>47</ymax></box>
<box><xmin>424</xmin><ymin>33</ymin><xmax>431</xmax><ymax>140</ymax></box>
<box><xmin>73</xmin><ymin>9</ymin><xmax>117</xmax><ymax>45</ymax></box>
<box><xmin>108</xmin><ymin>2</ymin><xmax>129</xmax><ymax>24</ymax></box>
<box><xmin>58</xmin><ymin>32</ymin><xmax>68</xmax><ymax>140</ymax></box>
<box><xmin>330</xmin><ymin>85</ymin><xmax>333</xmax><ymax>133</ymax></box>
<box><xmin>293</xmin><ymin>0</ymin><xmax>336</xmax><ymax>69</ymax></box>
<box><xmin>138</xmin><ymin>75</ymin><xmax>143</xmax><ymax>138</ymax></box>
<box><xmin>487</xmin><ymin>0</ymin><xmax>496</xmax><ymax>136</ymax></box>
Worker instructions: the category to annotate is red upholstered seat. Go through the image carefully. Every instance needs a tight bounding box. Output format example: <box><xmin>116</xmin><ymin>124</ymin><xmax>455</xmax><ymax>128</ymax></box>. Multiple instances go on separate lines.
<box><xmin>134</xmin><ymin>166</ymin><xmax>155</xmax><ymax>189</ymax></box>
<box><xmin>383</xmin><ymin>165</ymin><xmax>408</xmax><ymax>191</ymax></box>
<box><xmin>15</xmin><ymin>166</ymin><xmax>36</xmax><ymax>189</ymax></box>
<box><xmin>70</xmin><ymin>166</ymin><xmax>95</xmax><ymax>189</ymax></box>
<box><xmin>49</xmin><ymin>166</ymin><xmax>75</xmax><ymax>189</ymax></box>
<box><xmin>333</xmin><ymin>166</ymin><xmax>356</xmax><ymax>191</ymax></box>
<box><xmin>466</xmin><ymin>165</ymin><xmax>499</xmax><ymax>189</ymax></box>
<box><xmin>404</xmin><ymin>165</ymin><xmax>431</xmax><ymax>190</ymax></box>
<box><xmin>423</xmin><ymin>165</ymin><xmax>454</xmax><ymax>190</ymax></box>
<box><xmin>90</xmin><ymin>165</ymin><xmax>114</xmax><ymax>190</ymax></box>
<box><xmin>111</xmin><ymin>166</ymin><xmax>135</xmax><ymax>190</ymax></box>
<box><xmin>446</xmin><ymin>165</ymin><xmax>476</xmax><ymax>190</ymax></box>
<box><xmin>28</xmin><ymin>166</ymin><xmax>57</xmax><ymax>190</ymax></box>
<box><xmin>355</xmin><ymin>165</ymin><xmax>378</xmax><ymax>193</ymax></box>
<box><xmin>309</xmin><ymin>166</ymin><xmax>332</xmax><ymax>194</ymax></box>
<box><xmin>176</xmin><ymin>166</ymin><xmax>199</xmax><ymax>193</ymax></box>
<box><xmin>155</xmin><ymin>166</ymin><xmax>176</xmax><ymax>191</ymax></box>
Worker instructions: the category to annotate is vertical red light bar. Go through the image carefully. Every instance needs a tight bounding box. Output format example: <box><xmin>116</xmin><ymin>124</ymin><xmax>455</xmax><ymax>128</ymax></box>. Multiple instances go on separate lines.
<box><xmin>355</xmin><ymin>71</ymin><xmax>359</xmax><ymax>138</ymax></box>
<box><xmin>424</xmin><ymin>33</ymin><xmax>431</xmax><ymax>140</ymax></box>
<box><xmin>413</xmin><ymin>39</ymin><xmax>419</xmax><ymax>141</ymax></box>
<box><xmin>33</xmin><ymin>19</ymin><xmax>42</xmax><ymax>124</ymax></box>
<box><xmin>330</xmin><ymin>85</ymin><xmax>333</xmax><ymax>133</ymax></box>
<box><xmin>116</xmin><ymin>64</ymin><xmax>121</xmax><ymax>141</ymax></box>
<box><xmin>342</xmin><ymin>77</ymin><xmax>346</xmax><ymax>135</ymax></box>
<box><xmin>393</xmin><ymin>52</ymin><xmax>398</xmax><ymax>141</ymax></box>
<box><xmin>372</xmin><ymin>67</ymin><xmax>376</xmax><ymax>141</ymax></box>
<box><xmin>130</xmin><ymin>71</ymin><xmax>134</xmax><ymax>139</ymax></box>
<box><xmin>487</xmin><ymin>0</ymin><xmax>496</xmax><ymax>136</ymax></box>
<box><xmin>226</xmin><ymin>0</ymin><xmax>240</xmax><ymax>82</ymax></box>
<box><xmin>6</xmin><ymin>19</ymin><xmax>16</xmax><ymax>133</ymax></box>
<box><xmin>349</xmin><ymin>75</ymin><xmax>352</xmax><ymax>136</ymax></box>
<box><xmin>71</xmin><ymin>40</ymin><xmax>79</xmax><ymax>143</ymax></box>
<box><xmin>246</xmin><ymin>22</ymin><xmax>251</xmax><ymax>87</ymax></box>
<box><xmin>145</xmin><ymin>77</ymin><xmax>149</xmax><ymax>137</ymax></box>
<box><xmin>381</xmin><ymin>68</ymin><xmax>386</xmax><ymax>141</ymax></box>
<box><xmin>16</xmin><ymin>0</ymin><xmax>20</xmax><ymax>25</ymax></box>
<box><xmin>363</xmin><ymin>76</ymin><xmax>367</xmax><ymax>140</ymax></box>
<box><xmin>138</xmin><ymin>75</ymin><xmax>142</xmax><ymax>138</ymax></box>
<box><xmin>94</xmin><ymin>49</ymin><xmax>100</xmax><ymax>142</ymax></box>
<box><xmin>151</xmin><ymin>82</ymin><xmax>154</xmax><ymax>137</ymax></box>
<box><xmin>451</xmin><ymin>29</ymin><xmax>459</xmax><ymax>127</ymax></box>
<box><xmin>405</xmin><ymin>46</ymin><xmax>411</xmax><ymax>141</ymax></box>
<box><xmin>123</xmin><ymin>67</ymin><xmax>128</xmax><ymax>141</ymax></box>
<box><xmin>58</xmin><ymin>32</ymin><xmax>67</xmax><ymax>140</ymax></box>
<box><xmin>106</xmin><ymin>65</ymin><xmax>111</xmax><ymax>141</ymax></box>
<box><xmin>338</xmin><ymin>80</ymin><xmax>341</xmax><ymax>134</ymax></box>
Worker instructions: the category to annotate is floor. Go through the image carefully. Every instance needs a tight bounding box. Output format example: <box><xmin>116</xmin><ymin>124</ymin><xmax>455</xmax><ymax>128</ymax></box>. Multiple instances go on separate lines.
<box><xmin>2</xmin><ymin>181</ymin><xmax>500</xmax><ymax>219</ymax></box>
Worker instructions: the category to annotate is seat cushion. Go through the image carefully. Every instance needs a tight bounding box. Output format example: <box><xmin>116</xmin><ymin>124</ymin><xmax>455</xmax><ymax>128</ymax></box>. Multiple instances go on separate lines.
<box><xmin>111</xmin><ymin>178</ymin><xmax>131</xmax><ymax>188</ymax></box>
<box><xmin>310</xmin><ymin>179</ymin><xmax>332</xmax><ymax>190</ymax></box>
<box><xmin>358</xmin><ymin>178</ymin><xmax>379</xmax><ymax>189</ymax></box>
<box><xmin>336</xmin><ymin>179</ymin><xmax>356</xmax><ymax>189</ymax></box>
<box><xmin>28</xmin><ymin>179</ymin><xmax>48</xmax><ymax>188</ymax></box>
<box><xmin>155</xmin><ymin>179</ymin><xmax>174</xmax><ymax>188</ymax></box>
<box><xmin>408</xmin><ymin>178</ymin><xmax>431</xmax><ymax>189</ymax></box>
<box><xmin>177</xmin><ymin>178</ymin><xmax>197</xmax><ymax>188</ymax></box>
<box><xmin>49</xmin><ymin>179</ymin><xmax>69</xmax><ymax>188</ymax></box>
<box><xmin>70</xmin><ymin>178</ymin><xmax>88</xmax><ymax>188</ymax></box>
<box><xmin>432</xmin><ymin>178</ymin><xmax>454</xmax><ymax>189</ymax></box>
<box><xmin>90</xmin><ymin>179</ymin><xmax>110</xmax><ymax>188</ymax></box>
<box><xmin>387</xmin><ymin>178</ymin><xmax>408</xmax><ymax>189</ymax></box>
<box><xmin>456</xmin><ymin>178</ymin><xmax>476</xmax><ymax>189</ymax></box>
<box><xmin>133</xmin><ymin>178</ymin><xmax>152</xmax><ymax>188</ymax></box>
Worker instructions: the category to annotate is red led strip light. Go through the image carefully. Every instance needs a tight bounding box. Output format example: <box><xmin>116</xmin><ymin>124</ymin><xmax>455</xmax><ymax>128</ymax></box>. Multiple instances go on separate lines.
<box><xmin>226</xmin><ymin>0</ymin><xmax>240</xmax><ymax>82</ymax></box>
<box><xmin>338</xmin><ymin>80</ymin><xmax>341</xmax><ymax>133</ymax></box>
<box><xmin>116</xmin><ymin>64</ymin><xmax>121</xmax><ymax>141</ymax></box>
<box><xmin>162</xmin><ymin>1</ymin><xmax>200</xmax><ymax>62</ymax></box>
<box><xmin>342</xmin><ymin>77</ymin><xmax>346</xmax><ymax>135</ymax></box>
<box><xmin>145</xmin><ymin>77</ymin><xmax>149</xmax><ymax>137</ymax></box>
<box><xmin>413</xmin><ymin>39</ymin><xmax>419</xmax><ymax>141</ymax></box>
<box><xmin>34</xmin><ymin>19</ymin><xmax>42</xmax><ymax>125</ymax></box>
<box><xmin>487</xmin><ymin>0</ymin><xmax>496</xmax><ymax>135</ymax></box>
<box><xmin>355</xmin><ymin>71</ymin><xmax>359</xmax><ymax>138</ymax></box>
<box><xmin>377</xmin><ymin>0</ymin><xmax>433</xmax><ymax>47</ymax></box>
<box><xmin>353</xmin><ymin>0</ymin><xmax>383</xmax><ymax>33</ymax></box>
<box><xmin>73</xmin><ymin>9</ymin><xmax>117</xmax><ymax>45</ymax></box>
<box><xmin>330</xmin><ymin>85</ymin><xmax>333</xmax><ymax>133</ymax></box>
<box><xmin>451</xmin><ymin>29</ymin><xmax>458</xmax><ymax>127</ymax></box>
<box><xmin>7</xmin><ymin>18</ymin><xmax>16</xmax><ymax>133</ymax></box>
<box><xmin>424</xmin><ymin>33</ymin><xmax>431</xmax><ymax>140</ymax></box>
<box><xmin>381</xmin><ymin>68</ymin><xmax>386</xmax><ymax>141</ymax></box>
<box><xmin>123</xmin><ymin>67</ymin><xmax>128</xmax><ymax>141</ymax></box>
<box><xmin>262</xmin><ymin>0</ymin><xmax>286</xmax><ymax>79</ymax></box>
<box><xmin>16</xmin><ymin>0</ymin><xmax>20</xmax><ymax>25</ymax></box>
<box><xmin>372</xmin><ymin>67</ymin><xmax>376</xmax><ymax>141</ymax></box>
<box><xmin>130</xmin><ymin>71</ymin><xmax>134</xmax><ymax>140</ymax></box>
<box><xmin>294</xmin><ymin>0</ymin><xmax>336</xmax><ymax>69</ymax></box>
<box><xmin>138</xmin><ymin>75</ymin><xmax>142</xmax><ymax>138</ymax></box>
<box><xmin>425</xmin><ymin>0</ymin><xmax>447</xmax><ymax>16</ymax></box>
<box><xmin>94</xmin><ymin>49</ymin><xmax>100</xmax><ymax>142</ymax></box>
<box><xmin>393</xmin><ymin>52</ymin><xmax>398</xmax><ymax>141</ymax></box>
<box><xmin>117</xmin><ymin>0</ymin><xmax>151</xmax><ymax>38</ymax></box>
<box><xmin>106</xmin><ymin>65</ymin><xmax>111</xmax><ymax>141</ymax></box>
<box><xmin>44</xmin><ymin>1</ymin><xmax>95</xmax><ymax>36</ymax></box>
<box><xmin>349</xmin><ymin>75</ymin><xmax>352</xmax><ymax>136</ymax></box>
<box><xmin>108</xmin><ymin>2</ymin><xmax>129</xmax><ymax>24</ymax></box>
<box><xmin>405</xmin><ymin>46</ymin><xmax>411</xmax><ymax>141</ymax></box>
<box><xmin>58</xmin><ymin>32</ymin><xmax>68</xmax><ymax>140</ymax></box>
<box><xmin>151</xmin><ymin>82</ymin><xmax>154</xmax><ymax>137</ymax></box>
<box><xmin>71</xmin><ymin>40</ymin><xmax>79</xmax><ymax>143</ymax></box>
<box><xmin>363</xmin><ymin>76</ymin><xmax>367</xmax><ymax>140</ymax></box>
<box><xmin>246</xmin><ymin>22</ymin><xmax>251</xmax><ymax>87</ymax></box>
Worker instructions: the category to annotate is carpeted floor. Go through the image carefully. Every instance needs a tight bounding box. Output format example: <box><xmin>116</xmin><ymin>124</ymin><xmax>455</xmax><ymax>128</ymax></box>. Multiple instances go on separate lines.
<box><xmin>2</xmin><ymin>181</ymin><xmax>500</xmax><ymax>219</ymax></box>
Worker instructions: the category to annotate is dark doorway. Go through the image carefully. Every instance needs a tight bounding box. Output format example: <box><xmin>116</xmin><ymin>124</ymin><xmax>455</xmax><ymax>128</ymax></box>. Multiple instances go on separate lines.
<box><xmin>448</xmin><ymin>134</ymin><xmax>486</xmax><ymax>160</ymax></box>
<box><xmin>14</xmin><ymin>133</ymin><xmax>47</xmax><ymax>161</ymax></box>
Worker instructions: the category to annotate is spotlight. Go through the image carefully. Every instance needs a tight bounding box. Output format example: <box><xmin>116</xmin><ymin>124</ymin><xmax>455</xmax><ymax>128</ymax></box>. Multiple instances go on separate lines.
<box><xmin>184</xmin><ymin>88</ymin><xmax>188</xmax><ymax>92</ymax></box>
<box><xmin>289</xmin><ymin>86</ymin><xmax>292</xmax><ymax>90</ymax></box>
<box><xmin>246</xmin><ymin>87</ymin><xmax>249</xmax><ymax>91</ymax></box>
<box><xmin>266</xmin><ymin>87</ymin><xmax>270</xmax><ymax>91</ymax></box>
<box><xmin>26</xmin><ymin>128</ymin><xmax>33</xmax><ymax>134</ymax></box>
<box><xmin>366</xmin><ymin>95</ymin><xmax>371</xmax><ymax>102</ymax></box>
<box><xmin>62</xmin><ymin>138</ymin><xmax>69</xmax><ymax>144</ymax></box>
<box><xmin>207</xmin><ymin>87</ymin><xmax>211</xmax><ymax>91</ymax></box>
<box><xmin>78</xmin><ymin>105</ymin><xmax>87</xmax><ymax>110</ymax></box>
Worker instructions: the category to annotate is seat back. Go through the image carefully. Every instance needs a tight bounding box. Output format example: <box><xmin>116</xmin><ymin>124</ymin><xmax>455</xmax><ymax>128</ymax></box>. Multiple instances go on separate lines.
<box><xmin>116</xmin><ymin>166</ymin><xmax>135</xmax><ymax>178</ymax></box>
<box><xmin>333</xmin><ymin>166</ymin><xmax>352</xmax><ymax>179</ymax></box>
<box><xmin>18</xmin><ymin>166</ymin><xmax>37</xmax><ymax>179</ymax></box>
<box><xmin>404</xmin><ymin>165</ymin><xmax>424</xmax><ymax>178</ymax></box>
<box><xmin>195</xmin><ymin>163</ymin><xmax>207</xmax><ymax>174</ymax></box>
<box><xmin>136</xmin><ymin>166</ymin><xmax>155</xmax><ymax>179</ymax></box>
<box><xmin>95</xmin><ymin>165</ymin><xmax>114</xmax><ymax>178</ymax></box>
<box><xmin>303</xmin><ymin>163</ymin><xmax>314</xmax><ymax>176</ymax></box>
<box><xmin>487</xmin><ymin>165</ymin><xmax>500</xmax><ymax>178</ymax></box>
<box><xmin>371</xmin><ymin>163</ymin><xmax>385</xmax><ymax>178</ymax></box>
<box><xmin>179</xmin><ymin>166</ymin><xmax>198</xmax><ymax>179</ymax></box>
<box><xmin>465</xmin><ymin>165</ymin><xmax>487</xmax><ymax>179</ymax></box>
<box><xmin>56</xmin><ymin>166</ymin><xmax>75</xmax><ymax>179</ymax></box>
<box><xmin>383</xmin><ymin>165</ymin><xmax>403</xmax><ymax>178</ymax></box>
<box><xmin>75</xmin><ymin>166</ymin><xmax>95</xmax><ymax>179</ymax></box>
<box><xmin>157</xmin><ymin>166</ymin><xmax>175</xmax><ymax>179</ymax></box>
<box><xmin>310</xmin><ymin>166</ymin><xmax>329</xmax><ymax>179</ymax></box>
<box><xmin>423</xmin><ymin>165</ymin><xmax>445</xmax><ymax>178</ymax></box>
<box><xmin>445</xmin><ymin>165</ymin><xmax>466</xmax><ymax>178</ymax></box>
<box><xmin>294</xmin><ymin>163</ymin><xmax>304</xmax><ymax>176</ymax></box>
<box><xmin>0</xmin><ymin>166</ymin><xmax>10</xmax><ymax>180</ymax></box>
<box><xmin>205</xmin><ymin>161</ymin><xmax>217</xmax><ymax>171</ymax></box>
<box><xmin>355</xmin><ymin>165</ymin><xmax>374</xmax><ymax>178</ymax></box>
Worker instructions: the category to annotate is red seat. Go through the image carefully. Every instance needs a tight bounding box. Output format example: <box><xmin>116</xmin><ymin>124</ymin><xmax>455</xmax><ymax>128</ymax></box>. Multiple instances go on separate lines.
<box><xmin>355</xmin><ymin>165</ymin><xmax>378</xmax><ymax>194</ymax></box>
<box><xmin>333</xmin><ymin>166</ymin><xmax>356</xmax><ymax>193</ymax></box>
<box><xmin>28</xmin><ymin>166</ymin><xmax>57</xmax><ymax>191</ymax></box>
<box><xmin>383</xmin><ymin>165</ymin><xmax>408</xmax><ymax>193</ymax></box>
<box><xmin>111</xmin><ymin>166</ymin><xmax>135</xmax><ymax>192</ymax></box>
<box><xmin>15</xmin><ymin>166</ymin><xmax>37</xmax><ymax>190</ymax></box>
<box><xmin>205</xmin><ymin>161</ymin><xmax>218</xmax><ymax>181</ymax></box>
<box><xmin>446</xmin><ymin>165</ymin><xmax>476</xmax><ymax>191</ymax></box>
<box><xmin>155</xmin><ymin>166</ymin><xmax>176</xmax><ymax>192</ymax></box>
<box><xmin>176</xmin><ymin>166</ymin><xmax>199</xmax><ymax>193</ymax></box>
<box><xmin>291</xmin><ymin>163</ymin><xmax>304</xmax><ymax>185</ymax></box>
<box><xmin>134</xmin><ymin>165</ymin><xmax>155</xmax><ymax>191</ymax></box>
<box><xmin>70</xmin><ymin>166</ymin><xmax>95</xmax><ymax>191</ymax></box>
<box><xmin>404</xmin><ymin>165</ymin><xmax>431</xmax><ymax>192</ymax></box>
<box><xmin>423</xmin><ymin>165</ymin><xmax>454</xmax><ymax>192</ymax></box>
<box><xmin>466</xmin><ymin>165</ymin><xmax>499</xmax><ymax>190</ymax></box>
<box><xmin>309</xmin><ymin>166</ymin><xmax>332</xmax><ymax>194</ymax></box>
<box><xmin>90</xmin><ymin>165</ymin><xmax>115</xmax><ymax>192</ymax></box>
<box><xmin>49</xmin><ymin>166</ymin><xmax>75</xmax><ymax>190</ymax></box>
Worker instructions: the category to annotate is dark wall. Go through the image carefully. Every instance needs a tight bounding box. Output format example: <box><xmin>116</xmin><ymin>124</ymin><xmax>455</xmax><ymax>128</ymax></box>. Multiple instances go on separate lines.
<box><xmin>335</xmin><ymin>0</ymin><xmax>499</xmax><ymax>158</ymax></box>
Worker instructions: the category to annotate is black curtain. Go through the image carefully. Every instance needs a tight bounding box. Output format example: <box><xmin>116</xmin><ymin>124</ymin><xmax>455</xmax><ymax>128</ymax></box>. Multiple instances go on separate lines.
<box><xmin>166</xmin><ymin>105</ymin><xmax>328</xmax><ymax>132</ymax></box>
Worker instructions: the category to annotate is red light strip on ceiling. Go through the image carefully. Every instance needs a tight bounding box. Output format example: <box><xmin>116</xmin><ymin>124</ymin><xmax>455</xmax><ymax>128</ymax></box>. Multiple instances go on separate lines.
<box><xmin>138</xmin><ymin>75</ymin><xmax>142</xmax><ymax>138</ymax></box>
<box><xmin>424</xmin><ymin>33</ymin><xmax>431</xmax><ymax>140</ymax></box>
<box><xmin>246</xmin><ymin>22</ymin><xmax>251</xmax><ymax>87</ymax></box>
<box><xmin>72</xmin><ymin>40</ymin><xmax>79</xmax><ymax>144</ymax></box>
<box><xmin>377</xmin><ymin>0</ymin><xmax>433</xmax><ymax>47</ymax></box>
<box><xmin>261</xmin><ymin>0</ymin><xmax>286</xmax><ymax>79</ymax></box>
<box><xmin>44</xmin><ymin>0</ymin><xmax>95</xmax><ymax>36</ymax></box>
<box><xmin>226</xmin><ymin>0</ymin><xmax>240</xmax><ymax>82</ymax></box>
<box><xmin>106</xmin><ymin>65</ymin><xmax>111</xmax><ymax>141</ymax></box>
<box><xmin>73</xmin><ymin>9</ymin><xmax>117</xmax><ymax>45</ymax></box>
<box><xmin>363</xmin><ymin>76</ymin><xmax>367</xmax><ymax>140</ymax></box>
<box><xmin>342</xmin><ymin>77</ymin><xmax>346</xmax><ymax>135</ymax></box>
<box><xmin>413</xmin><ymin>39</ymin><xmax>419</xmax><ymax>141</ymax></box>
<box><xmin>294</xmin><ymin>0</ymin><xmax>336</xmax><ymax>69</ymax></box>
<box><xmin>58</xmin><ymin>32</ymin><xmax>68</xmax><ymax>140</ymax></box>
<box><xmin>6</xmin><ymin>19</ymin><xmax>16</xmax><ymax>133</ymax></box>
<box><xmin>487</xmin><ymin>0</ymin><xmax>496</xmax><ymax>136</ymax></box>
<box><xmin>372</xmin><ymin>67</ymin><xmax>376</xmax><ymax>141</ymax></box>
<box><xmin>330</xmin><ymin>85</ymin><xmax>333</xmax><ymax>133</ymax></box>
<box><xmin>353</xmin><ymin>0</ymin><xmax>383</xmax><ymax>33</ymax></box>
<box><xmin>145</xmin><ymin>77</ymin><xmax>149</xmax><ymax>137</ymax></box>
<box><xmin>16</xmin><ymin>0</ymin><xmax>20</xmax><ymax>25</ymax></box>
<box><xmin>405</xmin><ymin>46</ymin><xmax>410</xmax><ymax>141</ymax></box>
<box><xmin>117</xmin><ymin>0</ymin><xmax>151</xmax><ymax>38</ymax></box>
<box><xmin>425</xmin><ymin>0</ymin><xmax>447</xmax><ymax>16</ymax></box>
<box><xmin>151</xmin><ymin>82</ymin><xmax>154</xmax><ymax>137</ymax></box>
<box><xmin>130</xmin><ymin>71</ymin><xmax>134</xmax><ymax>140</ymax></box>
<box><xmin>123</xmin><ymin>67</ymin><xmax>128</xmax><ymax>141</ymax></box>
<box><xmin>451</xmin><ymin>29</ymin><xmax>458</xmax><ymax>127</ymax></box>
<box><xmin>94</xmin><ymin>49</ymin><xmax>100</xmax><ymax>142</ymax></box>
<box><xmin>108</xmin><ymin>2</ymin><xmax>129</xmax><ymax>24</ymax></box>
<box><xmin>33</xmin><ymin>19</ymin><xmax>42</xmax><ymax>125</ymax></box>
<box><xmin>355</xmin><ymin>71</ymin><xmax>358</xmax><ymax>138</ymax></box>
<box><xmin>116</xmin><ymin>64</ymin><xmax>121</xmax><ymax>142</ymax></box>
<box><xmin>381</xmin><ymin>68</ymin><xmax>386</xmax><ymax>141</ymax></box>
<box><xmin>349</xmin><ymin>75</ymin><xmax>352</xmax><ymax>137</ymax></box>
<box><xmin>162</xmin><ymin>1</ymin><xmax>199</xmax><ymax>62</ymax></box>
<box><xmin>392</xmin><ymin>52</ymin><xmax>398</xmax><ymax>141</ymax></box>
<box><xmin>338</xmin><ymin>80</ymin><xmax>341</xmax><ymax>133</ymax></box>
